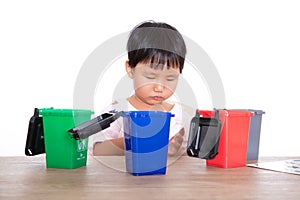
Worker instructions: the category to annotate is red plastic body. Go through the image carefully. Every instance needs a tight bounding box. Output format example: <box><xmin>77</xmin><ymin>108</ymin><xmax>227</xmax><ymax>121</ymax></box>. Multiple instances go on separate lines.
<box><xmin>198</xmin><ymin>110</ymin><xmax>253</xmax><ymax>168</ymax></box>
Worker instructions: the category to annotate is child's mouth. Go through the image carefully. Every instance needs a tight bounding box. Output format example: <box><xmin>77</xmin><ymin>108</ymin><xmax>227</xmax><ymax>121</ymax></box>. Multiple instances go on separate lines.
<box><xmin>152</xmin><ymin>96</ymin><xmax>164</xmax><ymax>101</ymax></box>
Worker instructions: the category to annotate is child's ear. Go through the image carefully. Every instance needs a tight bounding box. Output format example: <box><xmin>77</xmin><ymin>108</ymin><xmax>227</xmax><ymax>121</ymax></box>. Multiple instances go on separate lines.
<box><xmin>125</xmin><ymin>60</ymin><xmax>134</xmax><ymax>78</ymax></box>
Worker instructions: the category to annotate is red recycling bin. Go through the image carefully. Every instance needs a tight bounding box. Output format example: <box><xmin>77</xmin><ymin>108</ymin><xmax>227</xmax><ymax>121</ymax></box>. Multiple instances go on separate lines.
<box><xmin>198</xmin><ymin>110</ymin><xmax>253</xmax><ymax>168</ymax></box>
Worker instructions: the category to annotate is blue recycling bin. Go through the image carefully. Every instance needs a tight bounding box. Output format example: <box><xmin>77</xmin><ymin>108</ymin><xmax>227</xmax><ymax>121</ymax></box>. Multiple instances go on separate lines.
<box><xmin>123</xmin><ymin>111</ymin><xmax>174</xmax><ymax>176</ymax></box>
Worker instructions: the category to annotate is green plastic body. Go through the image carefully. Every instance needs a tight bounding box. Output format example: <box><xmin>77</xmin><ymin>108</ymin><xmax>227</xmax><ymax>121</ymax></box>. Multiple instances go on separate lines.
<box><xmin>39</xmin><ymin>108</ymin><xmax>93</xmax><ymax>169</ymax></box>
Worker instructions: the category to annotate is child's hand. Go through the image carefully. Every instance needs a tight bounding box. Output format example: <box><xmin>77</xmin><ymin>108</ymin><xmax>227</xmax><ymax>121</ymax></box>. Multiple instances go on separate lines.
<box><xmin>168</xmin><ymin>128</ymin><xmax>185</xmax><ymax>156</ymax></box>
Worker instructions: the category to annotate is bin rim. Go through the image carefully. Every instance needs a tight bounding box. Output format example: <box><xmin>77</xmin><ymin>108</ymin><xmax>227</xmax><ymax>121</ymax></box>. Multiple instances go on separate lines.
<box><xmin>247</xmin><ymin>109</ymin><xmax>265</xmax><ymax>115</ymax></box>
<box><xmin>122</xmin><ymin>111</ymin><xmax>174</xmax><ymax>118</ymax></box>
<box><xmin>198</xmin><ymin>109</ymin><xmax>254</xmax><ymax>117</ymax></box>
<box><xmin>227</xmin><ymin>109</ymin><xmax>265</xmax><ymax>115</ymax></box>
<box><xmin>224</xmin><ymin>110</ymin><xmax>254</xmax><ymax>117</ymax></box>
<box><xmin>39</xmin><ymin>108</ymin><xmax>94</xmax><ymax>116</ymax></box>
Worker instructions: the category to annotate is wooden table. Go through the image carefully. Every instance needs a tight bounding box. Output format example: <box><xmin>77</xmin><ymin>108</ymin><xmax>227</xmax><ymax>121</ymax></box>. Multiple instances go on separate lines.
<box><xmin>0</xmin><ymin>156</ymin><xmax>299</xmax><ymax>200</ymax></box>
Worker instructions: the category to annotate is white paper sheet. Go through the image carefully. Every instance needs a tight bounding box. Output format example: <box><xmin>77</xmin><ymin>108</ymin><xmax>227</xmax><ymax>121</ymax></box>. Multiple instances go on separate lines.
<box><xmin>247</xmin><ymin>159</ymin><xmax>300</xmax><ymax>175</ymax></box>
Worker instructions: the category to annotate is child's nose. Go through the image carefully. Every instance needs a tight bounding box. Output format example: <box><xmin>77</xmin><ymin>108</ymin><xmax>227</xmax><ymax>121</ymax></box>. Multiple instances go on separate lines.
<box><xmin>153</xmin><ymin>83</ymin><xmax>164</xmax><ymax>92</ymax></box>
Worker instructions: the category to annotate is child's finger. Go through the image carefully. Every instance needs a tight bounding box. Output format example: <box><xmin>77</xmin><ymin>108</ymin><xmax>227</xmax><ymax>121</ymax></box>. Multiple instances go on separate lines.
<box><xmin>168</xmin><ymin>140</ymin><xmax>181</xmax><ymax>155</ymax></box>
<box><xmin>178</xmin><ymin>128</ymin><xmax>185</xmax><ymax>136</ymax></box>
<box><xmin>174</xmin><ymin>134</ymin><xmax>183</xmax><ymax>144</ymax></box>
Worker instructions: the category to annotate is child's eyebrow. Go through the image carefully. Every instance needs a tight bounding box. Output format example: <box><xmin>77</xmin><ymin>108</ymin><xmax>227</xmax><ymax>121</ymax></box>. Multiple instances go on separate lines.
<box><xmin>142</xmin><ymin>71</ymin><xmax>157</xmax><ymax>76</ymax></box>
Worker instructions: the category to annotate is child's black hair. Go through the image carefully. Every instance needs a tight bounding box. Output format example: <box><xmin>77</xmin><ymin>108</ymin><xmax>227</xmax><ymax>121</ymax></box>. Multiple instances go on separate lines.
<box><xmin>127</xmin><ymin>21</ymin><xmax>186</xmax><ymax>73</ymax></box>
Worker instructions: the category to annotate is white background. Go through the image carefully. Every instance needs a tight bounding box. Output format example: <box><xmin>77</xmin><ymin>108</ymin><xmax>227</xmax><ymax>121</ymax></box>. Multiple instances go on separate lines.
<box><xmin>1</xmin><ymin>0</ymin><xmax>299</xmax><ymax>156</ymax></box>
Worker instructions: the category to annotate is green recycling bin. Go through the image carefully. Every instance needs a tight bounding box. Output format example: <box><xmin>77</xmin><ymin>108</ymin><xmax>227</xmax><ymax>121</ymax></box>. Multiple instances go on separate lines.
<box><xmin>39</xmin><ymin>108</ymin><xmax>94</xmax><ymax>169</ymax></box>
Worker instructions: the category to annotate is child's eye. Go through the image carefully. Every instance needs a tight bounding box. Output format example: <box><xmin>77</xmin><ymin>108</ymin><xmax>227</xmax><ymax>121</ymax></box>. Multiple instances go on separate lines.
<box><xmin>146</xmin><ymin>76</ymin><xmax>155</xmax><ymax>80</ymax></box>
<box><xmin>166</xmin><ymin>78</ymin><xmax>175</xmax><ymax>81</ymax></box>
<box><xmin>166</xmin><ymin>76</ymin><xmax>177</xmax><ymax>81</ymax></box>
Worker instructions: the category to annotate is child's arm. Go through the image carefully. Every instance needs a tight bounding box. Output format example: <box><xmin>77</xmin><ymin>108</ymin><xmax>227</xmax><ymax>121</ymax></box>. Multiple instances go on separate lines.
<box><xmin>93</xmin><ymin>138</ymin><xmax>125</xmax><ymax>156</ymax></box>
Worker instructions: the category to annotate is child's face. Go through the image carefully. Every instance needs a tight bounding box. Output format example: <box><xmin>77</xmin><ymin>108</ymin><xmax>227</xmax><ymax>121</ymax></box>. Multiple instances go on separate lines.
<box><xmin>126</xmin><ymin>61</ymin><xmax>180</xmax><ymax>106</ymax></box>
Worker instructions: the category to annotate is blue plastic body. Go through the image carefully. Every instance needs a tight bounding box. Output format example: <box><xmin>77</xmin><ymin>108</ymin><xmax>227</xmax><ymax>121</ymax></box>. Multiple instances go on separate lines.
<box><xmin>122</xmin><ymin>111</ymin><xmax>173</xmax><ymax>176</ymax></box>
